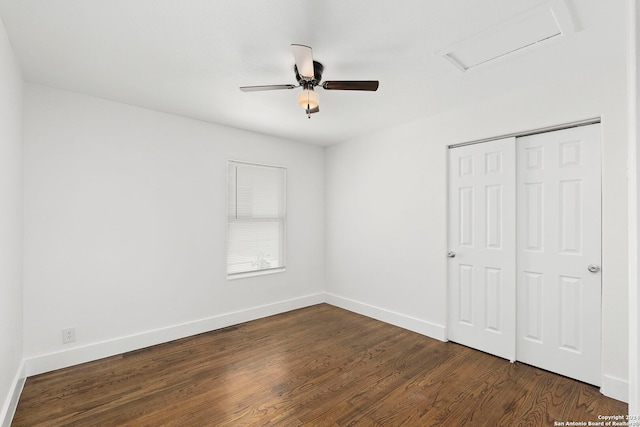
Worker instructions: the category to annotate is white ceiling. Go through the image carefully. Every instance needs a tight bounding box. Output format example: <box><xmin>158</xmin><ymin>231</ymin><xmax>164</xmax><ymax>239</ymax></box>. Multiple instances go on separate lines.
<box><xmin>0</xmin><ymin>0</ymin><xmax>625</xmax><ymax>145</ymax></box>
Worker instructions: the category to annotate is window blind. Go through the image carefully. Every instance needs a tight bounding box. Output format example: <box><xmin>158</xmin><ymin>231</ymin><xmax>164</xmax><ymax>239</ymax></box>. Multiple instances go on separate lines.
<box><xmin>227</xmin><ymin>161</ymin><xmax>286</xmax><ymax>276</ymax></box>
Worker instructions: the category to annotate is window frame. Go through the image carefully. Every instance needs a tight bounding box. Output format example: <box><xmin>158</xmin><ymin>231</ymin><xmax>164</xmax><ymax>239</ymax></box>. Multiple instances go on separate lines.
<box><xmin>226</xmin><ymin>160</ymin><xmax>287</xmax><ymax>279</ymax></box>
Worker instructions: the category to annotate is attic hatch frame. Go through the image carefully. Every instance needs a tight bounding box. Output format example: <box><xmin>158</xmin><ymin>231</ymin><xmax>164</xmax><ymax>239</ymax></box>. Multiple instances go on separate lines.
<box><xmin>436</xmin><ymin>0</ymin><xmax>577</xmax><ymax>73</ymax></box>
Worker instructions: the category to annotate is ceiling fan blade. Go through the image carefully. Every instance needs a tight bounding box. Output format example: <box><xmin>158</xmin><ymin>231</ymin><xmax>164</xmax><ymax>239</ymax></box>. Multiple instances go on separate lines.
<box><xmin>291</xmin><ymin>44</ymin><xmax>314</xmax><ymax>79</ymax></box>
<box><xmin>321</xmin><ymin>81</ymin><xmax>379</xmax><ymax>91</ymax></box>
<box><xmin>239</xmin><ymin>84</ymin><xmax>297</xmax><ymax>92</ymax></box>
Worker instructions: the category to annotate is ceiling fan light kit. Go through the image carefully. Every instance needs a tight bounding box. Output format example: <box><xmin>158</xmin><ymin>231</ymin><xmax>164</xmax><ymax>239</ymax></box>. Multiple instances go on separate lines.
<box><xmin>240</xmin><ymin>44</ymin><xmax>379</xmax><ymax>118</ymax></box>
<box><xmin>298</xmin><ymin>88</ymin><xmax>319</xmax><ymax>111</ymax></box>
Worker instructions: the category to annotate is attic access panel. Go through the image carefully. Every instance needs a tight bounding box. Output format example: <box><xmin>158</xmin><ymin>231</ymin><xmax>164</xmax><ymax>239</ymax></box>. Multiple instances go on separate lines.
<box><xmin>437</xmin><ymin>0</ymin><xmax>575</xmax><ymax>72</ymax></box>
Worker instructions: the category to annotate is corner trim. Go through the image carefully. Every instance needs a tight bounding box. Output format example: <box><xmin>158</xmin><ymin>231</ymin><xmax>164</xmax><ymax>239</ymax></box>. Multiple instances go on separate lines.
<box><xmin>24</xmin><ymin>293</ymin><xmax>325</xmax><ymax>377</ymax></box>
<box><xmin>325</xmin><ymin>293</ymin><xmax>446</xmax><ymax>341</ymax></box>
<box><xmin>1</xmin><ymin>360</ymin><xmax>26</xmax><ymax>427</ymax></box>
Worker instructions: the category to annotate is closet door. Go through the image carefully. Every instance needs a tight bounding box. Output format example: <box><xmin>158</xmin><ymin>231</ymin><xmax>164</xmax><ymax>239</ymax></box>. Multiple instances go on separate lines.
<box><xmin>448</xmin><ymin>137</ymin><xmax>516</xmax><ymax>361</ymax></box>
<box><xmin>516</xmin><ymin>124</ymin><xmax>602</xmax><ymax>386</ymax></box>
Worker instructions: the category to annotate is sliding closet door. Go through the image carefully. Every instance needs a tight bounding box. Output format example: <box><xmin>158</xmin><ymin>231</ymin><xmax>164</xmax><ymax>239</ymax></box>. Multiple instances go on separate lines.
<box><xmin>516</xmin><ymin>124</ymin><xmax>602</xmax><ymax>386</ymax></box>
<box><xmin>448</xmin><ymin>137</ymin><xmax>516</xmax><ymax>361</ymax></box>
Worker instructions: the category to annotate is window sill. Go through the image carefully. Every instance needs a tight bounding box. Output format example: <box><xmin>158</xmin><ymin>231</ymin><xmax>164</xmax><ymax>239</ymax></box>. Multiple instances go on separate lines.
<box><xmin>227</xmin><ymin>267</ymin><xmax>286</xmax><ymax>281</ymax></box>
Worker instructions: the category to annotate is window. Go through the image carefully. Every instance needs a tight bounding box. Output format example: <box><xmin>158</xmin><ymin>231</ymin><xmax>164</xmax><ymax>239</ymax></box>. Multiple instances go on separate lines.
<box><xmin>227</xmin><ymin>161</ymin><xmax>286</xmax><ymax>277</ymax></box>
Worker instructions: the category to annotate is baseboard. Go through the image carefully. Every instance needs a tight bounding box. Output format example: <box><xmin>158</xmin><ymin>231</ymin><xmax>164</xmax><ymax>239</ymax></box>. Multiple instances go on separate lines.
<box><xmin>325</xmin><ymin>293</ymin><xmax>446</xmax><ymax>341</ymax></box>
<box><xmin>21</xmin><ymin>292</ymin><xmax>628</xmax><ymax>406</ymax></box>
<box><xmin>601</xmin><ymin>374</ymin><xmax>629</xmax><ymax>403</ymax></box>
<box><xmin>1</xmin><ymin>360</ymin><xmax>26</xmax><ymax>427</ymax></box>
<box><xmin>25</xmin><ymin>293</ymin><xmax>325</xmax><ymax>377</ymax></box>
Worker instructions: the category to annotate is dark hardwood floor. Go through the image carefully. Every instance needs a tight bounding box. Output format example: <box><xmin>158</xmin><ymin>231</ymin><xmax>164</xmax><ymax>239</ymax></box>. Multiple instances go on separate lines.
<box><xmin>12</xmin><ymin>304</ymin><xmax>627</xmax><ymax>426</ymax></box>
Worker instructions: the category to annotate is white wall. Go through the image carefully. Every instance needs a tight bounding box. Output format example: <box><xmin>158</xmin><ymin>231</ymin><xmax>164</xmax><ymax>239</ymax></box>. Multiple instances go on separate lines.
<box><xmin>0</xmin><ymin>14</ymin><xmax>23</xmax><ymax>426</ymax></box>
<box><xmin>326</xmin><ymin>65</ymin><xmax>629</xmax><ymax>399</ymax></box>
<box><xmin>628</xmin><ymin>0</ymin><xmax>640</xmax><ymax>414</ymax></box>
<box><xmin>22</xmin><ymin>84</ymin><xmax>325</xmax><ymax>373</ymax></box>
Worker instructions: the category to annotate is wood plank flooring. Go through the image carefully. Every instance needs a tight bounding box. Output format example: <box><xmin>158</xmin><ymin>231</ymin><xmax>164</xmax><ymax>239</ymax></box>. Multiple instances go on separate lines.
<box><xmin>12</xmin><ymin>304</ymin><xmax>627</xmax><ymax>426</ymax></box>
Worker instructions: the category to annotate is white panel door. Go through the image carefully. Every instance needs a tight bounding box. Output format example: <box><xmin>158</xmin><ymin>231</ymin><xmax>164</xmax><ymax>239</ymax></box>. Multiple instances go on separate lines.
<box><xmin>448</xmin><ymin>137</ymin><xmax>516</xmax><ymax>361</ymax></box>
<box><xmin>516</xmin><ymin>124</ymin><xmax>602</xmax><ymax>386</ymax></box>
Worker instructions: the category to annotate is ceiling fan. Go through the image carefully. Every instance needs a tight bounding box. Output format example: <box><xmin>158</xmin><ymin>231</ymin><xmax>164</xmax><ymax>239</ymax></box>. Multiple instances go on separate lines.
<box><xmin>240</xmin><ymin>44</ymin><xmax>379</xmax><ymax>118</ymax></box>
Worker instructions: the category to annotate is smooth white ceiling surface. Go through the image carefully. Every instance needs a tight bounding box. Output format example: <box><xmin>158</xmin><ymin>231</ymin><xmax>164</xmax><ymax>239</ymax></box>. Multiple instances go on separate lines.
<box><xmin>0</xmin><ymin>0</ymin><xmax>624</xmax><ymax>145</ymax></box>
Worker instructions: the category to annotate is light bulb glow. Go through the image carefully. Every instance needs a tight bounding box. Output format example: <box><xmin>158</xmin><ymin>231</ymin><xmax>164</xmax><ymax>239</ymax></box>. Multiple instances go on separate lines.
<box><xmin>297</xmin><ymin>89</ymin><xmax>319</xmax><ymax>110</ymax></box>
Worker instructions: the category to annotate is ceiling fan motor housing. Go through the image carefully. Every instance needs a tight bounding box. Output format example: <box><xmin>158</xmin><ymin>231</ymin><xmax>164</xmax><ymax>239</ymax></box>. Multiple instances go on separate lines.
<box><xmin>295</xmin><ymin>61</ymin><xmax>324</xmax><ymax>86</ymax></box>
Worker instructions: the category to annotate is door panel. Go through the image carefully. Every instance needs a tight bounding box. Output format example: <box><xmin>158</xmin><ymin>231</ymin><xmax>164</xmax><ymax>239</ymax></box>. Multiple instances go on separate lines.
<box><xmin>448</xmin><ymin>137</ymin><xmax>516</xmax><ymax>361</ymax></box>
<box><xmin>523</xmin><ymin>271</ymin><xmax>543</xmax><ymax>341</ymax></box>
<box><xmin>524</xmin><ymin>182</ymin><xmax>544</xmax><ymax>251</ymax></box>
<box><xmin>516</xmin><ymin>124</ymin><xmax>602</xmax><ymax>386</ymax></box>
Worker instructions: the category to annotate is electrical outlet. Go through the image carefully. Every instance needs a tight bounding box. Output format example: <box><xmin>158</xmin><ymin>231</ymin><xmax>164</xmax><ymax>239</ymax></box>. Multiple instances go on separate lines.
<box><xmin>62</xmin><ymin>327</ymin><xmax>76</xmax><ymax>344</ymax></box>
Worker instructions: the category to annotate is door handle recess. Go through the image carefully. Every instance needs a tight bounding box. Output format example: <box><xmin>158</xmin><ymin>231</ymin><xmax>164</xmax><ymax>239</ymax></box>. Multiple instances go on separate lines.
<box><xmin>588</xmin><ymin>264</ymin><xmax>601</xmax><ymax>273</ymax></box>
